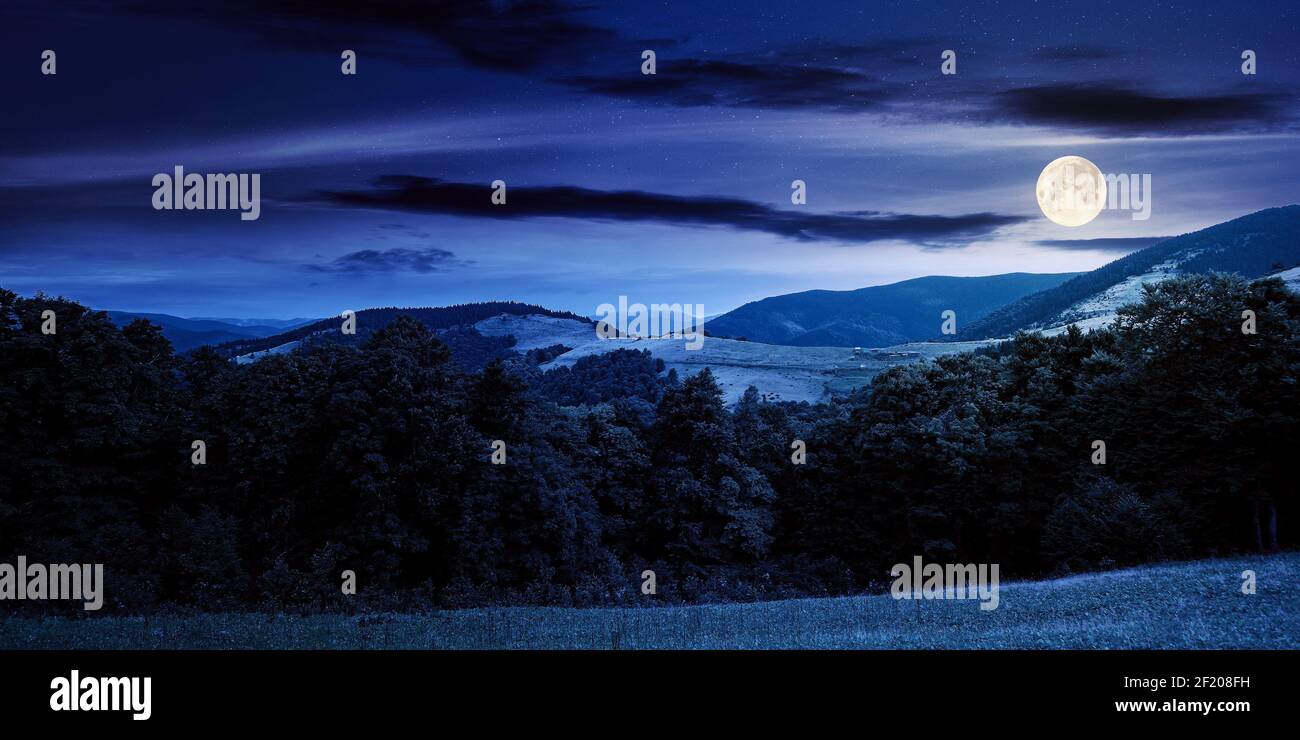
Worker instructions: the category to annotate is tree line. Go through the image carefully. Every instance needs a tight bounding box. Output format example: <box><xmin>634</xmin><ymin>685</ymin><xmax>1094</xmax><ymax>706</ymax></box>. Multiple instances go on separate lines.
<box><xmin>0</xmin><ymin>273</ymin><xmax>1295</xmax><ymax>613</ymax></box>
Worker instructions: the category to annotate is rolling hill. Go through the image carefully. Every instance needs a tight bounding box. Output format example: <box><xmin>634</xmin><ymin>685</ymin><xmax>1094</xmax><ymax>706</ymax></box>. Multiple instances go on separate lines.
<box><xmin>472</xmin><ymin>314</ymin><xmax>994</xmax><ymax>404</ymax></box>
<box><xmin>213</xmin><ymin>302</ymin><xmax>592</xmax><ymax>359</ymax></box>
<box><xmin>960</xmin><ymin>205</ymin><xmax>1300</xmax><ymax>339</ymax></box>
<box><xmin>707</xmin><ymin>272</ymin><xmax>1081</xmax><ymax>347</ymax></box>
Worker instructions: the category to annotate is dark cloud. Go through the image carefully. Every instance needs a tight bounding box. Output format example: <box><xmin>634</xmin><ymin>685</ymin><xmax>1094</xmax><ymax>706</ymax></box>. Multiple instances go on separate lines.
<box><xmin>989</xmin><ymin>84</ymin><xmax>1294</xmax><ymax>135</ymax></box>
<box><xmin>66</xmin><ymin>0</ymin><xmax>616</xmax><ymax>71</ymax></box>
<box><xmin>307</xmin><ymin>245</ymin><xmax>467</xmax><ymax>274</ymax></box>
<box><xmin>561</xmin><ymin>37</ymin><xmax>940</xmax><ymax>113</ymax></box>
<box><xmin>1034</xmin><ymin>236</ymin><xmax>1171</xmax><ymax>253</ymax></box>
<box><xmin>562</xmin><ymin>38</ymin><xmax>946</xmax><ymax>112</ymax></box>
<box><xmin>307</xmin><ymin>176</ymin><xmax>1026</xmax><ymax>246</ymax></box>
<box><xmin>563</xmin><ymin>39</ymin><xmax>1295</xmax><ymax>136</ymax></box>
<box><xmin>564</xmin><ymin>48</ymin><xmax>1296</xmax><ymax>136</ymax></box>
<box><xmin>563</xmin><ymin>57</ymin><xmax>903</xmax><ymax>113</ymax></box>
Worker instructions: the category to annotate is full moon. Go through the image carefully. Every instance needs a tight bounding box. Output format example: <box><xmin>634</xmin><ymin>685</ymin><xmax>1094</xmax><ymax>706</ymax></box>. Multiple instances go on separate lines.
<box><xmin>1036</xmin><ymin>155</ymin><xmax>1106</xmax><ymax>227</ymax></box>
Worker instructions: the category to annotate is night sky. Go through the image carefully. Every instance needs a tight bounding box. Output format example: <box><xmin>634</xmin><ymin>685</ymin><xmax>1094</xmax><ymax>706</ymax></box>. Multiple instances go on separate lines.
<box><xmin>2</xmin><ymin>0</ymin><xmax>1298</xmax><ymax>319</ymax></box>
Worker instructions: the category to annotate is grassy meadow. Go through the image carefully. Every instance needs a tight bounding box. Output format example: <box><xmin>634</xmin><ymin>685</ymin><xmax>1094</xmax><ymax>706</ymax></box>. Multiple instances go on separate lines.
<box><xmin>3</xmin><ymin>553</ymin><xmax>1296</xmax><ymax>649</ymax></box>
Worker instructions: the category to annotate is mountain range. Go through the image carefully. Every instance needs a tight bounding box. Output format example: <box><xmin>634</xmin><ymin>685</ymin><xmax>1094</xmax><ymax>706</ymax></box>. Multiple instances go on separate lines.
<box><xmin>106</xmin><ymin>205</ymin><xmax>1300</xmax><ymax>355</ymax></box>
<box><xmin>105</xmin><ymin>312</ymin><xmax>317</xmax><ymax>352</ymax></box>
<box><xmin>708</xmin><ymin>205</ymin><xmax>1300</xmax><ymax>345</ymax></box>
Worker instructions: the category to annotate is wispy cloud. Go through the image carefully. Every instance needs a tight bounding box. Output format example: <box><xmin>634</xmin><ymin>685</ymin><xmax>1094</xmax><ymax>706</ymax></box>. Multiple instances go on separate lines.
<box><xmin>1034</xmin><ymin>236</ymin><xmax>1171</xmax><ymax>253</ymax></box>
<box><xmin>63</xmin><ymin>0</ymin><xmax>616</xmax><ymax>71</ymax></box>
<box><xmin>563</xmin><ymin>58</ymin><xmax>903</xmax><ymax>113</ymax></box>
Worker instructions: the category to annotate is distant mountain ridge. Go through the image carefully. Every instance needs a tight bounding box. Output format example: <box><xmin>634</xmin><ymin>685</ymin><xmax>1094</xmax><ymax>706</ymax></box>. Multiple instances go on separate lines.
<box><xmin>105</xmin><ymin>312</ymin><xmax>315</xmax><ymax>352</ymax></box>
<box><xmin>960</xmin><ymin>205</ymin><xmax>1300</xmax><ymax>339</ymax></box>
<box><xmin>707</xmin><ymin>272</ymin><xmax>1081</xmax><ymax>347</ymax></box>
<box><xmin>188</xmin><ymin>316</ymin><xmax>316</xmax><ymax>329</ymax></box>
<box><xmin>130</xmin><ymin>207</ymin><xmax>1300</xmax><ymax>356</ymax></box>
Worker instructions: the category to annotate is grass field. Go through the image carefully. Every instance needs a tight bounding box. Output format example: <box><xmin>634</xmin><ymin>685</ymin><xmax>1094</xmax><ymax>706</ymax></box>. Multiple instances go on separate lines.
<box><xmin>3</xmin><ymin>553</ymin><xmax>1296</xmax><ymax>649</ymax></box>
<box><xmin>473</xmin><ymin>314</ymin><xmax>998</xmax><ymax>404</ymax></box>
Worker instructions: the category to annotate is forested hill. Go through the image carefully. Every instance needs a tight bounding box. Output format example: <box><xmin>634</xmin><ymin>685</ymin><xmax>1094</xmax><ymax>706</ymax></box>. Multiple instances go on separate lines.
<box><xmin>211</xmin><ymin>302</ymin><xmax>591</xmax><ymax>358</ymax></box>
<box><xmin>959</xmin><ymin>205</ymin><xmax>1300</xmax><ymax>340</ymax></box>
<box><xmin>707</xmin><ymin>272</ymin><xmax>1080</xmax><ymax>347</ymax></box>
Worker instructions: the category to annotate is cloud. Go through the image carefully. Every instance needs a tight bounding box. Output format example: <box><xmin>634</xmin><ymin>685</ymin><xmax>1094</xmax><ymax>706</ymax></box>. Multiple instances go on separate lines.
<box><xmin>561</xmin><ymin>39</ymin><xmax>1296</xmax><ymax>137</ymax></box>
<box><xmin>306</xmin><ymin>176</ymin><xmax>1026</xmax><ymax>246</ymax></box>
<box><xmin>66</xmin><ymin>0</ymin><xmax>616</xmax><ymax>71</ymax></box>
<box><xmin>564</xmin><ymin>57</ymin><xmax>902</xmax><ymax>112</ymax></box>
<box><xmin>987</xmin><ymin>84</ymin><xmax>1295</xmax><ymax>135</ymax></box>
<box><xmin>562</xmin><ymin>47</ymin><xmax>1296</xmax><ymax>138</ymax></box>
<box><xmin>307</xmin><ymin>245</ymin><xmax>467</xmax><ymax>274</ymax></box>
<box><xmin>559</xmin><ymin>38</ymin><xmax>933</xmax><ymax>113</ymax></box>
<box><xmin>1034</xmin><ymin>236</ymin><xmax>1171</xmax><ymax>253</ymax></box>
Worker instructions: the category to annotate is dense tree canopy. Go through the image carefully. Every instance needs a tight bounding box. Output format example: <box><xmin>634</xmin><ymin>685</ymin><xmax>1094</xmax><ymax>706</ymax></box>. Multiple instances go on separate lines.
<box><xmin>1</xmin><ymin>274</ymin><xmax>1295</xmax><ymax>613</ymax></box>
